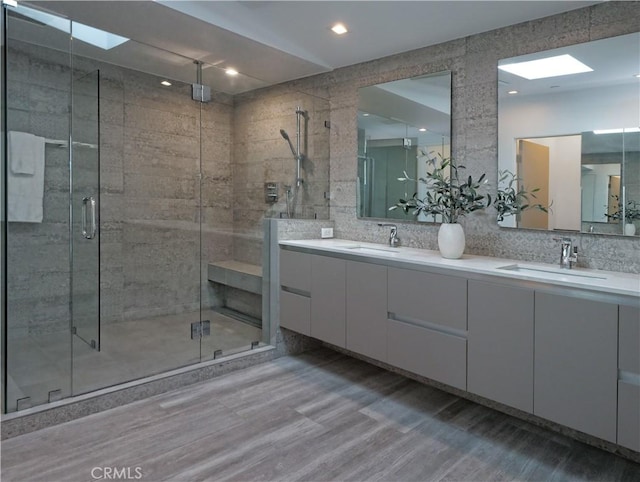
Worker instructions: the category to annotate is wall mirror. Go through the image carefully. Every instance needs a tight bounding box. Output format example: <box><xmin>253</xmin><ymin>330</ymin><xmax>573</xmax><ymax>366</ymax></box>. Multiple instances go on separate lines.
<box><xmin>357</xmin><ymin>71</ymin><xmax>451</xmax><ymax>222</ymax></box>
<box><xmin>498</xmin><ymin>32</ymin><xmax>640</xmax><ymax>236</ymax></box>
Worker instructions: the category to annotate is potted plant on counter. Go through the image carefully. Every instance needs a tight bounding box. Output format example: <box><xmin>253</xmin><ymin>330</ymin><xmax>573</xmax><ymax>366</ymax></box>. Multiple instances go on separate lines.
<box><xmin>390</xmin><ymin>155</ymin><xmax>490</xmax><ymax>259</ymax></box>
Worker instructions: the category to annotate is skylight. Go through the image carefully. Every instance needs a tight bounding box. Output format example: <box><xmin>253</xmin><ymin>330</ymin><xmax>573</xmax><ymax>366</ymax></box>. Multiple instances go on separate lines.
<box><xmin>71</xmin><ymin>22</ymin><xmax>129</xmax><ymax>50</ymax></box>
<box><xmin>593</xmin><ymin>127</ymin><xmax>640</xmax><ymax>135</ymax></box>
<box><xmin>498</xmin><ymin>54</ymin><xmax>593</xmax><ymax>80</ymax></box>
<box><xmin>14</xmin><ymin>3</ymin><xmax>129</xmax><ymax>50</ymax></box>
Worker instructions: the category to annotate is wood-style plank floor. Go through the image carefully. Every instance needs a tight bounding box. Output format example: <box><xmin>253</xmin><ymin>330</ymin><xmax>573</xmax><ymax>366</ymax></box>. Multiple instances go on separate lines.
<box><xmin>1</xmin><ymin>348</ymin><xmax>639</xmax><ymax>482</ymax></box>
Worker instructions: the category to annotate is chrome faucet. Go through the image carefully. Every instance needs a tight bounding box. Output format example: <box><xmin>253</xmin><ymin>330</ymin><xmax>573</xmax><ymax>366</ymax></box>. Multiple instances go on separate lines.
<box><xmin>554</xmin><ymin>237</ymin><xmax>578</xmax><ymax>269</ymax></box>
<box><xmin>378</xmin><ymin>223</ymin><xmax>400</xmax><ymax>248</ymax></box>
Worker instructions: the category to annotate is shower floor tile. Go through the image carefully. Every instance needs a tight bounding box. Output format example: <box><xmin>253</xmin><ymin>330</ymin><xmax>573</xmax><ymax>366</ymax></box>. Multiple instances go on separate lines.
<box><xmin>6</xmin><ymin>309</ymin><xmax>261</xmax><ymax>412</ymax></box>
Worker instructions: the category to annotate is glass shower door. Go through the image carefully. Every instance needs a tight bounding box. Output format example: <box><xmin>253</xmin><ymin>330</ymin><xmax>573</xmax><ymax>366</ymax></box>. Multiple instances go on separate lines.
<box><xmin>4</xmin><ymin>3</ymin><xmax>74</xmax><ymax>411</ymax></box>
<box><xmin>71</xmin><ymin>69</ymin><xmax>100</xmax><ymax>352</ymax></box>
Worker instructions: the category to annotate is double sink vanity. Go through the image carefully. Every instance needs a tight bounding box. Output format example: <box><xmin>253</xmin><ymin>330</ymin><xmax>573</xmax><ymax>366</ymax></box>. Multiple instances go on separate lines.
<box><xmin>278</xmin><ymin>239</ymin><xmax>640</xmax><ymax>455</ymax></box>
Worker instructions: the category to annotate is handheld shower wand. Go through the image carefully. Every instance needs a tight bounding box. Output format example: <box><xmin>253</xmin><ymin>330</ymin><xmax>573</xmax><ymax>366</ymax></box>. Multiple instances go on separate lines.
<box><xmin>280</xmin><ymin>129</ymin><xmax>298</xmax><ymax>159</ymax></box>
<box><xmin>279</xmin><ymin>107</ymin><xmax>308</xmax><ymax>218</ymax></box>
<box><xmin>279</xmin><ymin>127</ymin><xmax>304</xmax><ymax>187</ymax></box>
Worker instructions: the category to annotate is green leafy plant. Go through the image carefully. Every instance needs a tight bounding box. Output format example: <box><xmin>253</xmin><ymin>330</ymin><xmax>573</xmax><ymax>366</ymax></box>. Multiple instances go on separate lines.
<box><xmin>389</xmin><ymin>155</ymin><xmax>490</xmax><ymax>223</ymax></box>
<box><xmin>606</xmin><ymin>196</ymin><xmax>640</xmax><ymax>223</ymax></box>
<box><xmin>494</xmin><ymin>169</ymin><xmax>550</xmax><ymax>222</ymax></box>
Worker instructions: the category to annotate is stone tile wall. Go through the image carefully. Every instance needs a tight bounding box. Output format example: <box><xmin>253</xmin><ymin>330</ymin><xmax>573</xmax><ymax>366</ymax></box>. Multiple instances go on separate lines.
<box><xmin>227</xmin><ymin>3</ymin><xmax>640</xmax><ymax>274</ymax></box>
<box><xmin>5</xmin><ymin>42</ymin><xmax>235</xmax><ymax>336</ymax></box>
<box><xmin>5</xmin><ymin>42</ymin><xmax>72</xmax><ymax>337</ymax></box>
<box><xmin>315</xmin><ymin>1</ymin><xmax>639</xmax><ymax>273</ymax></box>
<box><xmin>233</xmin><ymin>84</ymin><xmax>331</xmax><ymax>266</ymax></box>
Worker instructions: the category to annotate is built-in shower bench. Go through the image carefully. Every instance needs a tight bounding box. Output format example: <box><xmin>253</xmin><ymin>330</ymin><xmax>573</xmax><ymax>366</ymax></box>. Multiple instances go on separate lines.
<box><xmin>207</xmin><ymin>261</ymin><xmax>262</xmax><ymax>295</ymax></box>
<box><xmin>207</xmin><ymin>260</ymin><xmax>263</xmax><ymax>325</ymax></box>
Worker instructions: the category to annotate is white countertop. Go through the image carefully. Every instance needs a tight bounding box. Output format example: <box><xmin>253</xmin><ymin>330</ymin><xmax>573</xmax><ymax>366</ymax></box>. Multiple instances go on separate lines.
<box><xmin>280</xmin><ymin>239</ymin><xmax>640</xmax><ymax>299</ymax></box>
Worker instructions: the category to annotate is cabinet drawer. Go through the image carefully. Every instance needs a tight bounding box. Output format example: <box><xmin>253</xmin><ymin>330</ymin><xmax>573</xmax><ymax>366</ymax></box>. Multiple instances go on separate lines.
<box><xmin>280</xmin><ymin>290</ymin><xmax>310</xmax><ymax>336</ymax></box>
<box><xmin>387</xmin><ymin>319</ymin><xmax>466</xmax><ymax>390</ymax></box>
<box><xmin>619</xmin><ymin>305</ymin><xmax>640</xmax><ymax>374</ymax></box>
<box><xmin>618</xmin><ymin>381</ymin><xmax>640</xmax><ymax>452</ymax></box>
<box><xmin>388</xmin><ymin>267</ymin><xmax>467</xmax><ymax>330</ymax></box>
<box><xmin>280</xmin><ymin>249</ymin><xmax>311</xmax><ymax>292</ymax></box>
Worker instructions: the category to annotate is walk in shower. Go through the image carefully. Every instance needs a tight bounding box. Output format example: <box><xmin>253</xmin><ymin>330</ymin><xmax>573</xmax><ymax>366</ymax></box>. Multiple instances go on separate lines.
<box><xmin>1</xmin><ymin>3</ymin><xmax>270</xmax><ymax>414</ymax></box>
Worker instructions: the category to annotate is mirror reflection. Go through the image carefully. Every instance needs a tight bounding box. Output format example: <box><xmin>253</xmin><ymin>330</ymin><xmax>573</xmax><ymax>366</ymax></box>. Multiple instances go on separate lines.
<box><xmin>357</xmin><ymin>71</ymin><xmax>451</xmax><ymax>221</ymax></box>
<box><xmin>498</xmin><ymin>32</ymin><xmax>640</xmax><ymax>236</ymax></box>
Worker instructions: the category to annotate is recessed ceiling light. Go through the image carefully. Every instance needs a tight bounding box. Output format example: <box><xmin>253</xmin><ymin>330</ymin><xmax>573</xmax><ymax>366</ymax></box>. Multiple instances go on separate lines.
<box><xmin>419</xmin><ymin>128</ymin><xmax>427</xmax><ymax>132</ymax></box>
<box><xmin>331</xmin><ymin>23</ymin><xmax>348</xmax><ymax>35</ymax></box>
<box><xmin>362</xmin><ymin>113</ymin><xmax>369</xmax><ymax>117</ymax></box>
<box><xmin>160</xmin><ymin>80</ymin><xmax>172</xmax><ymax>87</ymax></box>
<box><xmin>508</xmin><ymin>90</ymin><xmax>518</xmax><ymax>94</ymax></box>
<box><xmin>635</xmin><ymin>74</ymin><xmax>640</xmax><ymax>78</ymax></box>
<box><xmin>498</xmin><ymin>54</ymin><xmax>593</xmax><ymax>80</ymax></box>
<box><xmin>226</xmin><ymin>68</ymin><xmax>239</xmax><ymax>76</ymax></box>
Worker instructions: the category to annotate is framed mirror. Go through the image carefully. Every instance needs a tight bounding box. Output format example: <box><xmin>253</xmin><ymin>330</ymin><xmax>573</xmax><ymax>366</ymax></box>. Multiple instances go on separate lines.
<box><xmin>498</xmin><ymin>32</ymin><xmax>640</xmax><ymax>236</ymax></box>
<box><xmin>357</xmin><ymin>71</ymin><xmax>451</xmax><ymax>222</ymax></box>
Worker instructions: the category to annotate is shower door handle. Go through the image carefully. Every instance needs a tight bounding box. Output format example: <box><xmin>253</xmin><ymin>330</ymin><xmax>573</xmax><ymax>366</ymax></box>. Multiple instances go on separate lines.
<box><xmin>82</xmin><ymin>196</ymin><xmax>96</xmax><ymax>240</ymax></box>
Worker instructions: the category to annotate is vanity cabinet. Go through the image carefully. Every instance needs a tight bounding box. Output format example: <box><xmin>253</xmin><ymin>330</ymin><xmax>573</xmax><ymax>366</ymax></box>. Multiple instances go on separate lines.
<box><xmin>279</xmin><ymin>243</ymin><xmax>639</xmax><ymax>452</ymax></box>
<box><xmin>310</xmin><ymin>255</ymin><xmax>346</xmax><ymax>347</ymax></box>
<box><xmin>386</xmin><ymin>267</ymin><xmax>467</xmax><ymax>390</ymax></box>
<box><xmin>280</xmin><ymin>251</ymin><xmax>385</xmax><ymax>352</ymax></box>
<box><xmin>534</xmin><ymin>293</ymin><xmax>618</xmax><ymax>442</ymax></box>
<box><xmin>280</xmin><ymin>249</ymin><xmax>311</xmax><ymax>292</ymax></box>
<box><xmin>279</xmin><ymin>250</ymin><xmax>311</xmax><ymax>335</ymax></box>
<box><xmin>346</xmin><ymin>261</ymin><xmax>387</xmax><ymax>361</ymax></box>
<box><xmin>467</xmin><ymin>280</ymin><xmax>534</xmax><ymax>413</ymax></box>
<box><xmin>618</xmin><ymin>305</ymin><xmax>640</xmax><ymax>451</ymax></box>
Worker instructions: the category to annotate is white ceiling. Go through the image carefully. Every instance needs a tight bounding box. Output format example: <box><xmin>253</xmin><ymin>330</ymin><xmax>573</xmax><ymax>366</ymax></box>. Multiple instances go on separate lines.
<box><xmin>27</xmin><ymin>0</ymin><xmax>603</xmax><ymax>94</ymax></box>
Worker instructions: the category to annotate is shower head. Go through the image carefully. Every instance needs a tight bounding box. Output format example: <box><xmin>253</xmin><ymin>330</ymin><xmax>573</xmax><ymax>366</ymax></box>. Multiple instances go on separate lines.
<box><xmin>280</xmin><ymin>129</ymin><xmax>298</xmax><ymax>159</ymax></box>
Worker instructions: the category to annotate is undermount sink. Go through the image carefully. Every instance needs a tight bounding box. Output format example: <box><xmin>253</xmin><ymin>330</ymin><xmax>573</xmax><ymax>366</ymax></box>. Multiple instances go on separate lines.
<box><xmin>497</xmin><ymin>264</ymin><xmax>607</xmax><ymax>280</ymax></box>
<box><xmin>341</xmin><ymin>245</ymin><xmax>400</xmax><ymax>254</ymax></box>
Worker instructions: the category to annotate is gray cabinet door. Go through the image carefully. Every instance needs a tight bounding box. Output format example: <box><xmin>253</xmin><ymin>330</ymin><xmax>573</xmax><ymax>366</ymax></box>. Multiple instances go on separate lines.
<box><xmin>468</xmin><ymin>280</ymin><xmax>534</xmax><ymax>413</ymax></box>
<box><xmin>618</xmin><ymin>305</ymin><xmax>640</xmax><ymax>451</ymax></box>
<box><xmin>280</xmin><ymin>249</ymin><xmax>311</xmax><ymax>292</ymax></box>
<box><xmin>280</xmin><ymin>290</ymin><xmax>311</xmax><ymax>335</ymax></box>
<box><xmin>387</xmin><ymin>319</ymin><xmax>467</xmax><ymax>390</ymax></box>
<box><xmin>346</xmin><ymin>261</ymin><xmax>387</xmax><ymax>361</ymax></box>
<box><xmin>534</xmin><ymin>292</ymin><xmax>618</xmax><ymax>442</ymax></box>
<box><xmin>619</xmin><ymin>305</ymin><xmax>640</xmax><ymax>374</ymax></box>
<box><xmin>310</xmin><ymin>255</ymin><xmax>346</xmax><ymax>347</ymax></box>
<box><xmin>388</xmin><ymin>267</ymin><xmax>467</xmax><ymax>330</ymax></box>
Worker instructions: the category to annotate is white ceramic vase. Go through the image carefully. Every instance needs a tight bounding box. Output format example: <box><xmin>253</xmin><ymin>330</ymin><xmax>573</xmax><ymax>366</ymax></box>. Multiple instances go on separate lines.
<box><xmin>438</xmin><ymin>223</ymin><xmax>465</xmax><ymax>259</ymax></box>
<box><xmin>624</xmin><ymin>223</ymin><xmax>636</xmax><ymax>236</ymax></box>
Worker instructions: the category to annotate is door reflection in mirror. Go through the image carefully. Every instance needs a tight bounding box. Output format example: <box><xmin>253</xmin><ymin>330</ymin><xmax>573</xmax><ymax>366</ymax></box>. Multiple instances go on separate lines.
<box><xmin>498</xmin><ymin>32</ymin><xmax>639</xmax><ymax>236</ymax></box>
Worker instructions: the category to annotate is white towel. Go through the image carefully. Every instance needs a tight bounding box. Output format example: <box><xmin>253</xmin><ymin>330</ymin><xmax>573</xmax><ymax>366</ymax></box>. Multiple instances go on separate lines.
<box><xmin>8</xmin><ymin>131</ymin><xmax>44</xmax><ymax>175</ymax></box>
<box><xmin>7</xmin><ymin>132</ymin><xmax>46</xmax><ymax>223</ymax></box>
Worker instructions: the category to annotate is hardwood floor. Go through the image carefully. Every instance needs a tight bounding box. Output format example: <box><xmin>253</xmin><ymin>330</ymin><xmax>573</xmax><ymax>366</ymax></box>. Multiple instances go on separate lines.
<box><xmin>1</xmin><ymin>348</ymin><xmax>638</xmax><ymax>481</ymax></box>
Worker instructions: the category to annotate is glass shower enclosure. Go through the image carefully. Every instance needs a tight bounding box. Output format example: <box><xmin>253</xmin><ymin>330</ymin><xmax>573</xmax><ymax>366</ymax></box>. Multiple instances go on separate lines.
<box><xmin>2</xmin><ymin>2</ymin><xmax>265</xmax><ymax>414</ymax></box>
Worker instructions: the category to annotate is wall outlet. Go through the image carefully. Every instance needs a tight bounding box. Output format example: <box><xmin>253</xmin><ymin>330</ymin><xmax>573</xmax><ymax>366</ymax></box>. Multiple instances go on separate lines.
<box><xmin>321</xmin><ymin>227</ymin><xmax>334</xmax><ymax>238</ymax></box>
